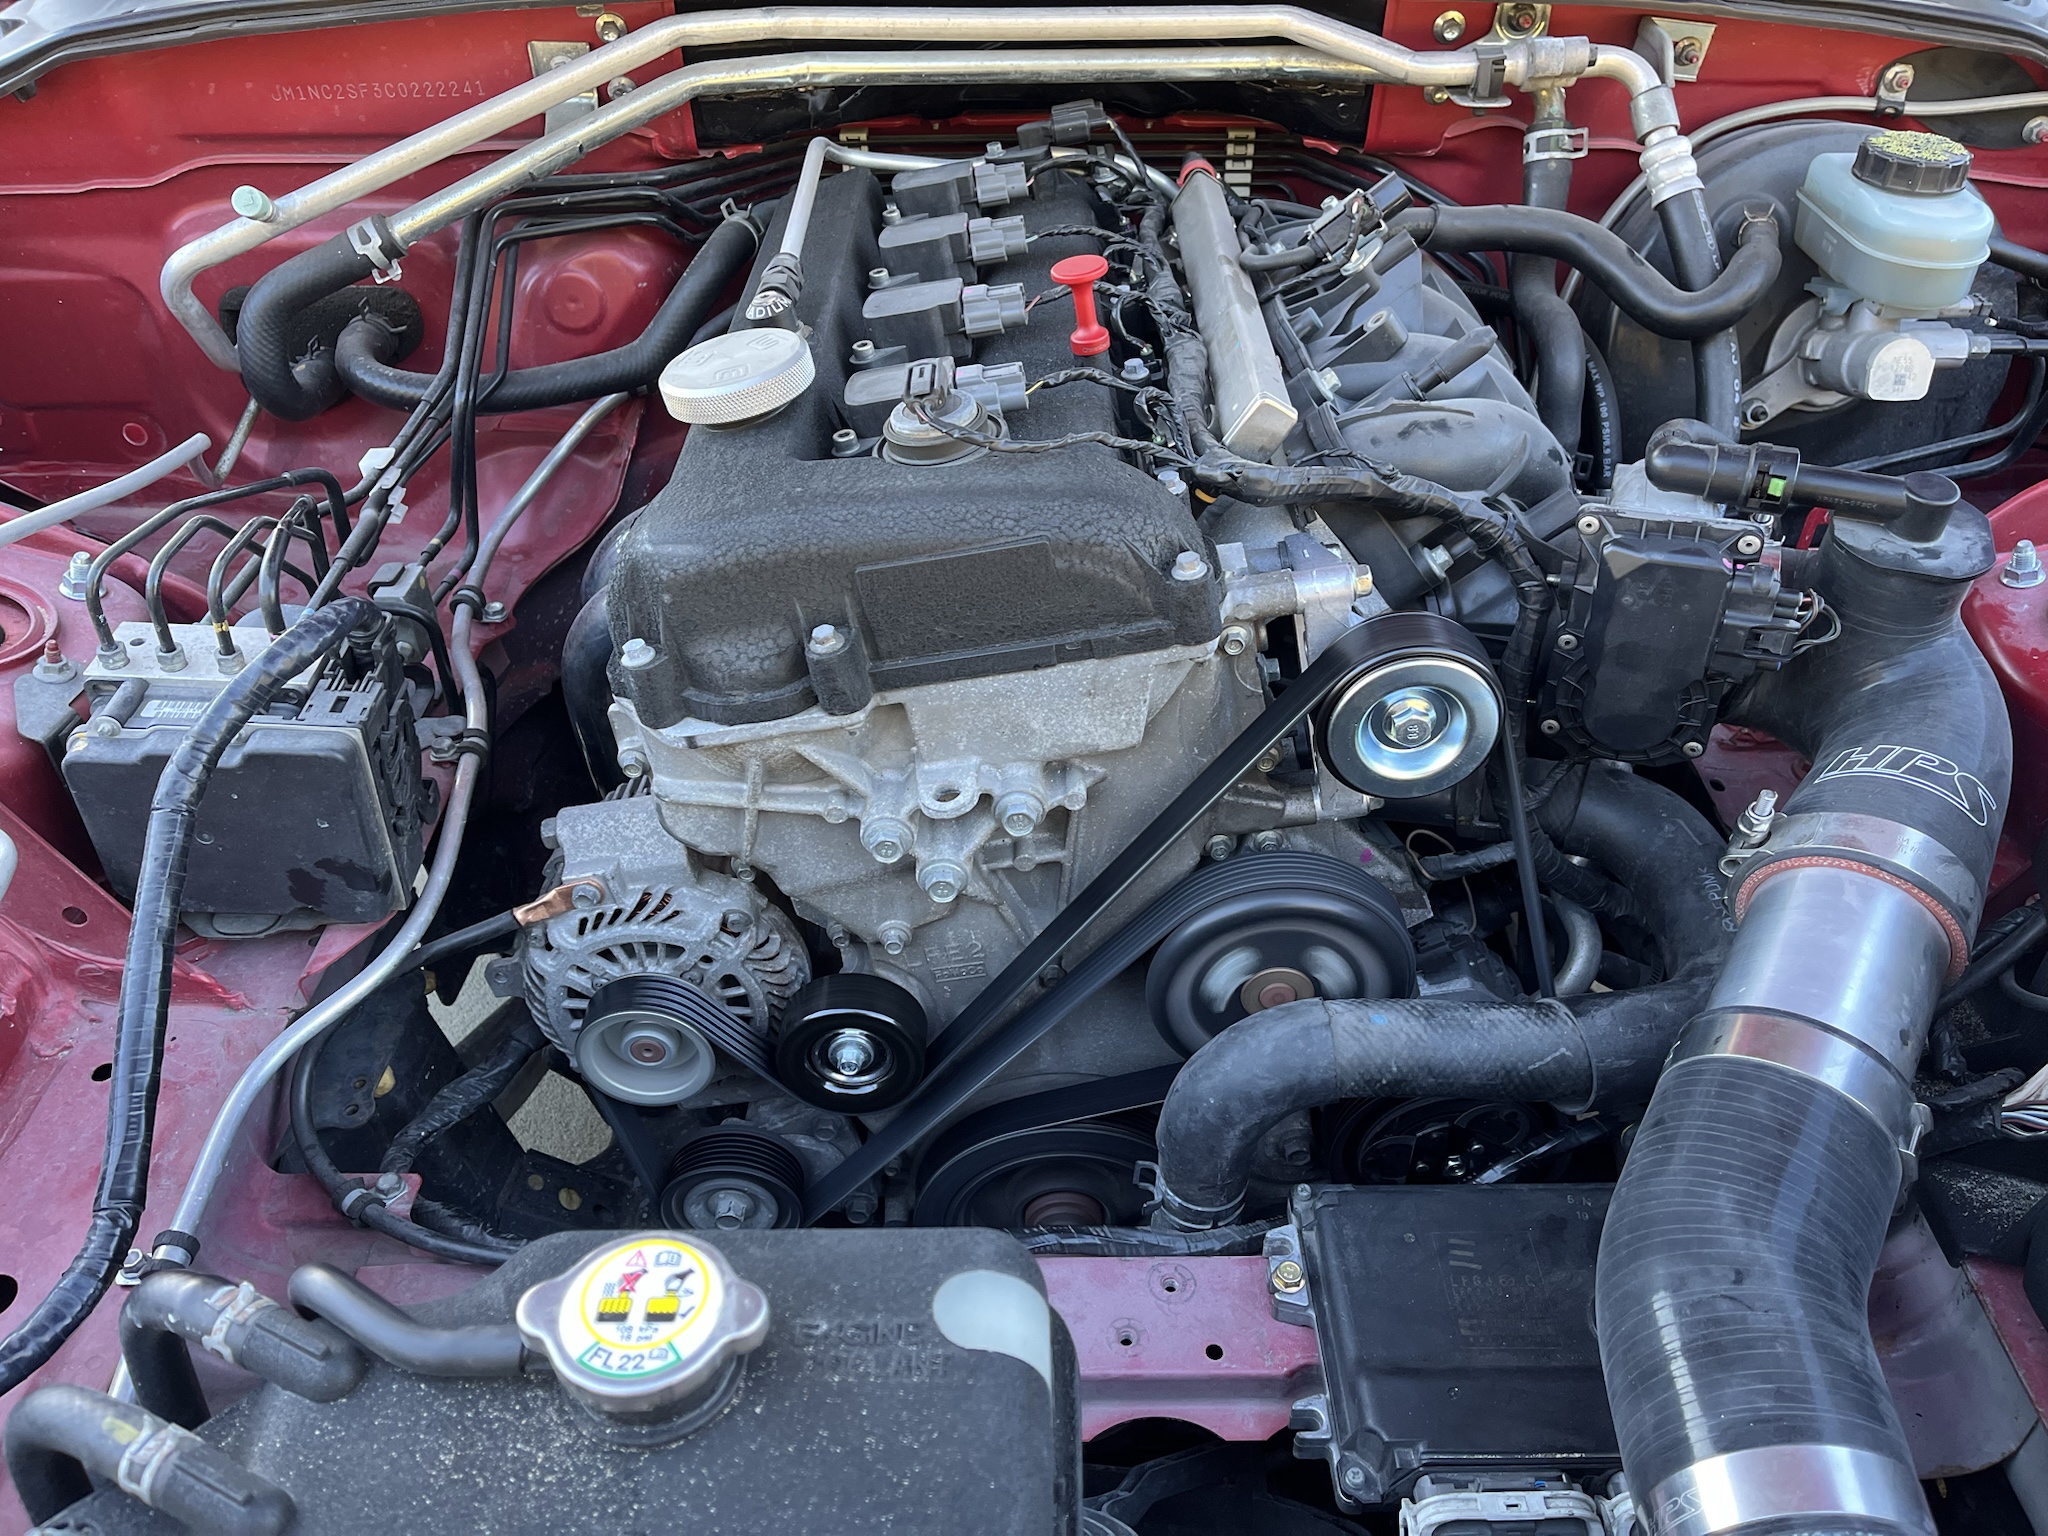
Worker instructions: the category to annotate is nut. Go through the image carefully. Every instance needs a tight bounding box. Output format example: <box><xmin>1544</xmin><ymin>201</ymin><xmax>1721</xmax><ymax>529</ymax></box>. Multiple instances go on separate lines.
<box><xmin>2026</xmin><ymin>117</ymin><xmax>2048</xmax><ymax>147</ymax></box>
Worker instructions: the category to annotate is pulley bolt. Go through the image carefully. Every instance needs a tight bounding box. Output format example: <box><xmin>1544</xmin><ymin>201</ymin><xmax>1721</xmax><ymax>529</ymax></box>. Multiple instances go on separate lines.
<box><xmin>1270</xmin><ymin>1259</ymin><xmax>1305</xmax><ymax>1294</ymax></box>
<box><xmin>1431</xmin><ymin>9</ymin><xmax>1465</xmax><ymax>42</ymax></box>
<box><xmin>58</xmin><ymin>551</ymin><xmax>93</xmax><ymax>601</ymax></box>
<box><xmin>619</xmin><ymin>637</ymin><xmax>658</xmax><ymax>669</ymax></box>
<box><xmin>1171</xmin><ymin>550</ymin><xmax>1210</xmax><ymax>583</ymax></box>
<box><xmin>2003</xmin><ymin>538</ymin><xmax>2046</xmax><ymax>588</ymax></box>
<box><xmin>710</xmin><ymin>1189</ymin><xmax>757</xmax><ymax>1228</ymax></box>
<box><xmin>824</xmin><ymin>1028</ymin><xmax>878</xmax><ymax>1079</ymax></box>
<box><xmin>623</xmin><ymin>1028</ymin><xmax>672</xmax><ymax>1066</ymax></box>
<box><xmin>1380</xmin><ymin>690</ymin><xmax>1444</xmax><ymax>747</ymax></box>
<box><xmin>230</xmin><ymin>185</ymin><xmax>277</xmax><ymax>222</ymax></box>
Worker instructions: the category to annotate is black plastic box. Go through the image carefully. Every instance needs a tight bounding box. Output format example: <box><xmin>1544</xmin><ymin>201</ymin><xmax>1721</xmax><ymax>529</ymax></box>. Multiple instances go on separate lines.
<box><xmin>1291</xmin><ymin>1182</ymin><xmax>1618</xmax><ymax>1505</ymax></box>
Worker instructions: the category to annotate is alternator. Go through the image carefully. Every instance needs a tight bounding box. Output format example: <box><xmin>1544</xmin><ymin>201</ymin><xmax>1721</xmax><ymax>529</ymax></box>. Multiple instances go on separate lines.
<box><xmin>522</xmin><ymin>794</ymin><xmax>808</xmax><ymax>1104</ymax></box>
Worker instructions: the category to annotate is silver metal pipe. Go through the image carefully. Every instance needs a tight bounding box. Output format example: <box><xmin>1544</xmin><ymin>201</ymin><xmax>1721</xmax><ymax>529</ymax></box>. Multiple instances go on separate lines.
<box><xmin>158</xmin><ymin>5</ymin><xmax>1609</xmax><ymax>368</ymax></box>
<box><xmin>158</xmin><ymin>611</ymin><xmax>489</xmax><ymax>1251</ymax></box>
<box><xmin>388</xmin><ymin>48</ymin><xmax>1376</xmax><ymax>247</ymax></box>
<box><xmin>1551</xmin><ymin>896</ymin><xmax>1602</xmax><ymax>996</ymax></box>
<box><xmin>469</xmin><ymin>392</ymin><xmax>627</xmax><ymax>590</ymax></box>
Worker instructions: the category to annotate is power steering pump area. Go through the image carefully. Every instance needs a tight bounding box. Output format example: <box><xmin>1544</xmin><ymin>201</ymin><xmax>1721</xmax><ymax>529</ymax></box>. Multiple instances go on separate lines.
<box><xmin>4</xmin><ymin>6</ymin><xmax>2048</xmax><ymax>1535</ymax></box>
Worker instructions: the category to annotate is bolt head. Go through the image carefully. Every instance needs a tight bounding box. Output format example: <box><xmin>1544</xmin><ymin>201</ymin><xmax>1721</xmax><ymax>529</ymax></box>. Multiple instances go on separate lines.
<box><xmin>1271</xmin><ymin>1258</ymin><xmax>1306</xmax><ymax>1293</ymax></box>
<box><xmin>878</xmin><ymin>921</ymin><xmax>911</xmax><ymax>956</ymax></box>
<box><xmin>1205</xmin><ymin>835</ymin><xmax>1236</xmax><ymax>861</ymax></box>
<box><xmin>1380</xmin><ymin>690</ymin><xmax>1443</xmax><ymax>746</ymax></box>
<box><xmin>1539</xmin><ymin>717</ymin><xmax>1563</xmax><ymax>736</ymax></box>
<box><xmin>2026</xmin><ymin>117</ymin><xmax>2048</xmax><ymax>146</ymax></box>
<box><xmin>825</xmin><ymin>1029</ymin><xmax>877</xmax><ymax>1079</ymax></box>
<box><xmin>808</xmin><ymin>622</ymin><xmax>846</xmax><ymax>655</ymax></box>
<box><xmin>924</xmin><ymin>877</ymin><xmax>960</xmax><ymax>903</ymax></box>
<box><xmin>1740</xmin><ymin>398</ymin><xmax>1771</xmax><ymax>427</ymax></box>
<box><xmin>623</xmin><ymin>1028</ymin><xmax>673</xmax><ymax>1065</ymax></box>
<box><xmin>619</xmin><ymin>637</ymin><xmax>657</xmax><ymax>670</ymax></box>
<box><xmin>870</xmin><ymin>838</ymin><xmax>902</xmax><ymax>863</ymax></box>
<box><xmin>480</xmin><ymin>600</ymin><xmax>507</xmax><ymax>624</ymax></box>
<box><xmin>868</xmin><ymin>267</ymin><xmax>891</xmax><ymax>290</ymax></box>
<box><xmin>709</xmin><ymin>1188</ymin><xmax>757</xmax><ymax>1228</ymax></box>
<box><xmin>1252</xmin><ymin>831</ymin><xmax>1285</xmax><ymax>853</ymax></box>
<box><xmin>1254</xmin><ymin>744</ymin><xmax>1284</xmax><ymax>773</ymax></box>
<box><xmin>1423</xmin><ymin>85</ymin><xmax>1452</xmax><ymax>105</ymax></box>
<box><xmin>1682</xmin><ymin>740</ymin><xmax>1706</xmax><ymax>758</ymax></box>
<box><xmin>1171</xmin><ymin>550</ymin><xmax>1210</xmax><ymax>583</ymax></box>
<box><xmin>1003</xmin><ymin>809</ymin><xmax>1036</xmax><ymax>837</ymax></box>
<box><xmin>1576</xmin><ymin>514</ymin><xmax>1602</xmax><ymax>536</ymax></box>
<box><xmin>1220</xmin><ymin>625</ymin><xmax>1251</xmax><ymax>657</ymax></box>
<box><xmin>1735</xmin><ymin>534</ymin><xmax>1763</xmax><ymax>557</ymax></box>
<box><xmin>721</xmin><ymin>908</ymin><xmax>751</xmax><ymax>934</ymax></box>
<box><xmin>570</xmin><ymin>882</ymin><xmax>605</xmax><ymax>910</ymax></box>
<box><xmin>1431</xmin><ymin>9</ymin><xmax>1465</xmax><ymax>42</ymax></box>
<box><xmin>1880</xmin><ymin>62</ymin><xmax>1915</xmax><ymax>94</ymax></box>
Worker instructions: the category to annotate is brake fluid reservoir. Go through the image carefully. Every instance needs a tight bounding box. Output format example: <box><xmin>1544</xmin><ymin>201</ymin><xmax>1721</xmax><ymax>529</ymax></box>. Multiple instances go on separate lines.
<box><xmin>1794</xmin><ymin>131</ymin><xmax>1994</xmax><ymax>312</ymax></box>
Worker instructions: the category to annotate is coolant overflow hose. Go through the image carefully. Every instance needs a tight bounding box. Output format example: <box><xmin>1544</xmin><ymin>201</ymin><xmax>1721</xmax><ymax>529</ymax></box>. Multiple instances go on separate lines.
<box><xmin>0</xmin><ymin>598</ymin><xmax>371</xmax><ymax>1399</ymax></box>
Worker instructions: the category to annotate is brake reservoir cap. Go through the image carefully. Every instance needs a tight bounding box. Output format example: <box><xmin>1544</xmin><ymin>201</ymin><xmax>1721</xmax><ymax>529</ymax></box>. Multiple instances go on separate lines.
<box><xmin>515</xmin><ymin>1231</ymin><xmax>769</xmax><ymax>1441</ymax></box>
<box><xmin>659</xmin><ymin>327</ymin><xmax>815</xmax><ymax>426</ymax></box>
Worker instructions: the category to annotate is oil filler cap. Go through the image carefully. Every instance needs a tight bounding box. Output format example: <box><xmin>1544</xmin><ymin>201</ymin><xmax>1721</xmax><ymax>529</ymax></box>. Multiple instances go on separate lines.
<box><xmin>516</xmin><ymin>1231</ymin><xmax>769</xmax><ymax>1441</ymax></box>
<box><xmin>1852</xmin><ymin>131</ymin><xmax>1973</xmax><ymax>196</ymax></box>
<box><xmin>658</xmin><ymin>328</ymin><xmax>815</xmax><ymax>426</ymax></box>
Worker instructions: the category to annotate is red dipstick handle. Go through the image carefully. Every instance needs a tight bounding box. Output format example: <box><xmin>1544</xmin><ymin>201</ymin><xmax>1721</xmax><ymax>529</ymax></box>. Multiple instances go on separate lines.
<box><xmin>1049</xmin><ymin>253</ymin><xmax>1111</xmax><ymax>357</ymax></box>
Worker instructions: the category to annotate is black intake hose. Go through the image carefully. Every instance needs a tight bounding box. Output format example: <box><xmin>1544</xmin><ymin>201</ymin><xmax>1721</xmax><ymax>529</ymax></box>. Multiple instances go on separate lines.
<box><xmin>1393</xmin><ymin>203</ymin><xmax>1780</xmax><ymax>342</ymax></box>
<box><xmin>120</xmin><ymin>1271</ymin><xmax>364</xmax><ymax>1429</ymax></box>
<box><xmin>332</xmin><ymin>215</ymin><xmax>759</xmax><ymax>414</ymax></box>
<box><xmin>4</xmin><ymin>1384</ymin><xmax>294</xmax><ymax>1533</ymax></box>
<box><xmin>0</xmin><ymin>599</ymin><xmax>370</xmax><ymax>1398</ymax></box>
<box><xmin>1151</xmin><ymin>766</ymin><xmax>1731</xmax><ymax>1228</ymax></box>
<box><xmin>1512</xmin><ymin>144</ymin><xmax>1585</xmax><ymax>460</ymax></box>
<box><xmin>1596</xmin><ymin>496</ymin><xmax>2008</xmax><ymax>1536</ymax></box>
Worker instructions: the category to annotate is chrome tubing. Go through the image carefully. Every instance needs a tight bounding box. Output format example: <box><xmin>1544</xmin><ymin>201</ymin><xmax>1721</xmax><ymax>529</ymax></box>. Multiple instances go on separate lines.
<box><xmin>384</xmin><ymin>48</ymin><xmax>1376</xmax><ymax>247</ymax></box>
<box><xmin>155</xmin><ymin>603</ymin><xmax>488</xmax><ymax>1257</ymax></box>
<box><xmin>160</xmin><ymin>4</ymin><xmax>1644</xmax><ymax>368</ymax></box>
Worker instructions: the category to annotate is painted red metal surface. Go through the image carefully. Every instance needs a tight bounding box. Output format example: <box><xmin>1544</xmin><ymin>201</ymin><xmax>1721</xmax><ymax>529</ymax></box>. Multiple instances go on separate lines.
<box><xmin>1967</xmin><ymin>481</ymin><xmax>2048</xmax><ymax>878</ymax></box>
<box><xmin>1037</xmin><ymin>1256</ymin><xmax>1320</xmax><ymax>1441</ymax></box>
<box><xmin>1966</xmin><ymin>1258</ymin><xmax>2048</xmax><ymax>1420</ymax></box>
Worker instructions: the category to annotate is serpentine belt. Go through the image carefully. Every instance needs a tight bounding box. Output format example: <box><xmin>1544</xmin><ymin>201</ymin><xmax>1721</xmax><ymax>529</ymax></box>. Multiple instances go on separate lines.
<box><xmin>803</xmin><ymin>612</ymin><xmax>1493</xmax><ymax>1222</ymax></box>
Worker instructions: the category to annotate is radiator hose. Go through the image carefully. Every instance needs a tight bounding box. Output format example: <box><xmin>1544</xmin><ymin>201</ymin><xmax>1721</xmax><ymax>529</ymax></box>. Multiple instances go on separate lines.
<box><xmin>1596</xmin><ymin>492</ymin><xmax>2006</xmax><ymax>1536</ymax></box>
<box><xmin>0</xmin><ymin>600</ymin><xmax>371</xmax><ymax>1398</ymax></box>
<box><xmin>1149</xmin><ymin>762</ymin><xmax>1732</xmax><ymax>1227</ymax></box>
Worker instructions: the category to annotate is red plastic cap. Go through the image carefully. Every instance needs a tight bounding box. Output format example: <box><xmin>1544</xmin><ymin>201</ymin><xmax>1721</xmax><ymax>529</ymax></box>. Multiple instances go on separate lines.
<box><xmin>1049</xmin><ymin>253</ymin><xmax>1112</xmax><ymax>357</ymax></box>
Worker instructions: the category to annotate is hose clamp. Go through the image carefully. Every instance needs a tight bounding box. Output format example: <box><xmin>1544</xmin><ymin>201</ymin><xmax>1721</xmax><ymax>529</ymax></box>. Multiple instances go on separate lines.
<box><xmin>1672</xmin><ymin>1010</ymin><xmax>1919</xmax><ymax>1151</ymax></box>
<box><xmin>116</xmin><ymin>1418</ymin><xmax>202</xmax><ymax>1507</ymax></box>
<box><xmin>1523</xmin><ymin>126</ymin><xmax>1589</xmax><ymax>163</ymax></box>
<box><xmin>1735</xmin><ymin>811</ymin><xmax>1979</xmax><ymax>974</ymax></box>
<box><xmin>346</xmin><ymin>216</ymin><xmax>404</xmax><ymax>284</ymax></box>
<box><xmin>1644</xmin><ymin>1443</ymin><xmax>1933</xmax><ymax>1536</ymax></box>
<box><xmin>1138</xmin><ymin>1162</ymin><xmax>1243</xmax><ymax>1232</ymax></box>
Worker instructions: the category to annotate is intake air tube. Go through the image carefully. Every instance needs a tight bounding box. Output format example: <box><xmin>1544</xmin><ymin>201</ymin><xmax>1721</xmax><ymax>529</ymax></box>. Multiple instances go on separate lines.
<box><xmin>1150</xmin><ymin>765</ymin><xmax>1731</xmax><ymax>1227</ymax></box>
<box><xmin>1595</xmin><ymin>496</ymin><xmax>2007</xmax><ymax>1536</ymax></box>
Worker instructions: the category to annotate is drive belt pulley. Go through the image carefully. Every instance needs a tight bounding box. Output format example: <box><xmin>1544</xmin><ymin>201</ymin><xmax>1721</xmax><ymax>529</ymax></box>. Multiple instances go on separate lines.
<box><xmin>802</xmin><ymin>611</ymin><xmax>1507</xmax><ymax>1223</ymax></box>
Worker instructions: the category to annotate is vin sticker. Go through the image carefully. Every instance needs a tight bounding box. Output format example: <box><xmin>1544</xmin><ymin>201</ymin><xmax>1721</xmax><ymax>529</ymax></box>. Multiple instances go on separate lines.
<box><xmin>1812</xmin><ymin>744</ymin><xmax>1997</xmax><ymax>827</ymax></box>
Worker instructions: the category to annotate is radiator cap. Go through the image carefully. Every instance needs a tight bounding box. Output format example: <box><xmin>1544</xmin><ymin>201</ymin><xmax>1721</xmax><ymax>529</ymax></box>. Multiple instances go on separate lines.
<box><xmin>659</xmin><ymin>328</ymin><xmax>815</xmax><ymax>426</ymax></box>
<box><xmin>516</xmin><ymin>1231</ymin><xmax>769</xmax><ymax>1439</ymax></box>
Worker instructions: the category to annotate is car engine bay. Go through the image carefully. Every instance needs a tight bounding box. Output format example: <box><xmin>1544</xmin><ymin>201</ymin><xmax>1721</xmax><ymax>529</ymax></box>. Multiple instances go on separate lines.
<box><xmin>2</xmin><ymin>2</ymin><xmax>2048</xmax><ymax>1531</ymax></box>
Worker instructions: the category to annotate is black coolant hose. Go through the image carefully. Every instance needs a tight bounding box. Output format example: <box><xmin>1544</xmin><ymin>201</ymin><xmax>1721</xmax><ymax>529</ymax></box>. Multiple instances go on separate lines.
<box><xmin>1596</xmin><ymin>493</ymin><xmax>2009</xmax><ymax>1536</ymax></box>
<box><xmin>120</xmin><ymin>1270</ymin><xmax>364</xmax><ymax>1430</ymax></box>
<box><xmin>288</xmin><ymin>1264</ymin><xmax>531</xmax><ymax>1377</ymax></box>
<box><xmin>1512</xmin><ymin>144</ymin><xmax>1585</xmax><ymax>460</ymax></box>
<box><xmin>235</xmin><ymin>220</ymin><xmax>400</xmax><ymax>420</ymax></box>
<box><xmin>564</xmin><ymin>588</ymin><xmax>624</xmax><ymax>790</ymax></box>
<box><xmin>333</xmin><ymin>214</ymin><xmax>759</xmax><ymax>414</ymax></box>
<box><xmin>0</xmin><ymin>599</ymin><xmax>369</xmax><ymax>1399</ymax></box>
<box><xmin>1151</xmin><ymin>764</ymin><xmax>1732</xmax><ymax>1228</ymax></box>
<box><xmin>1657</xmin><ymin>187</ymin><xmax>1745</xmax><ymax>437</ymax></box>
<box><xmin>4</xmin><ymin>1384</ymin><xmax>295</xmax><ymax>1533</ymax></box>
<box><xmin>1393</xmin><ymin>203</ymin><xmax>1779</xmax><ymax>343</ymax></box>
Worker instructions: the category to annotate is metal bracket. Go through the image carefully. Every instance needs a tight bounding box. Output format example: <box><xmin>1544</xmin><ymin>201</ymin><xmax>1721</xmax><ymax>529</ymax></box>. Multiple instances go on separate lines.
<box><xmin>1876</xmin><ymin>60</ymin><xmax>1915</xmax><ymax>117</ymax></box>
<box><xmin>1448</xmin><ymin>43</ymin><xmax>1512</xmax><ymax>109</ymax></box>
<box><xmin>1637</xmin><ymin>16</ymin><xmax>1716</xmax><ymax>85</ymax></box>
<box><xmin>1223</xmin><ymin>126</ymin><xmax>1257</xmax><ymax>196</ymax></box>
<box><xmin>528</xmin><ymin>40</ymin><xmax>597</xmax><ymax>135</ymax></box>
